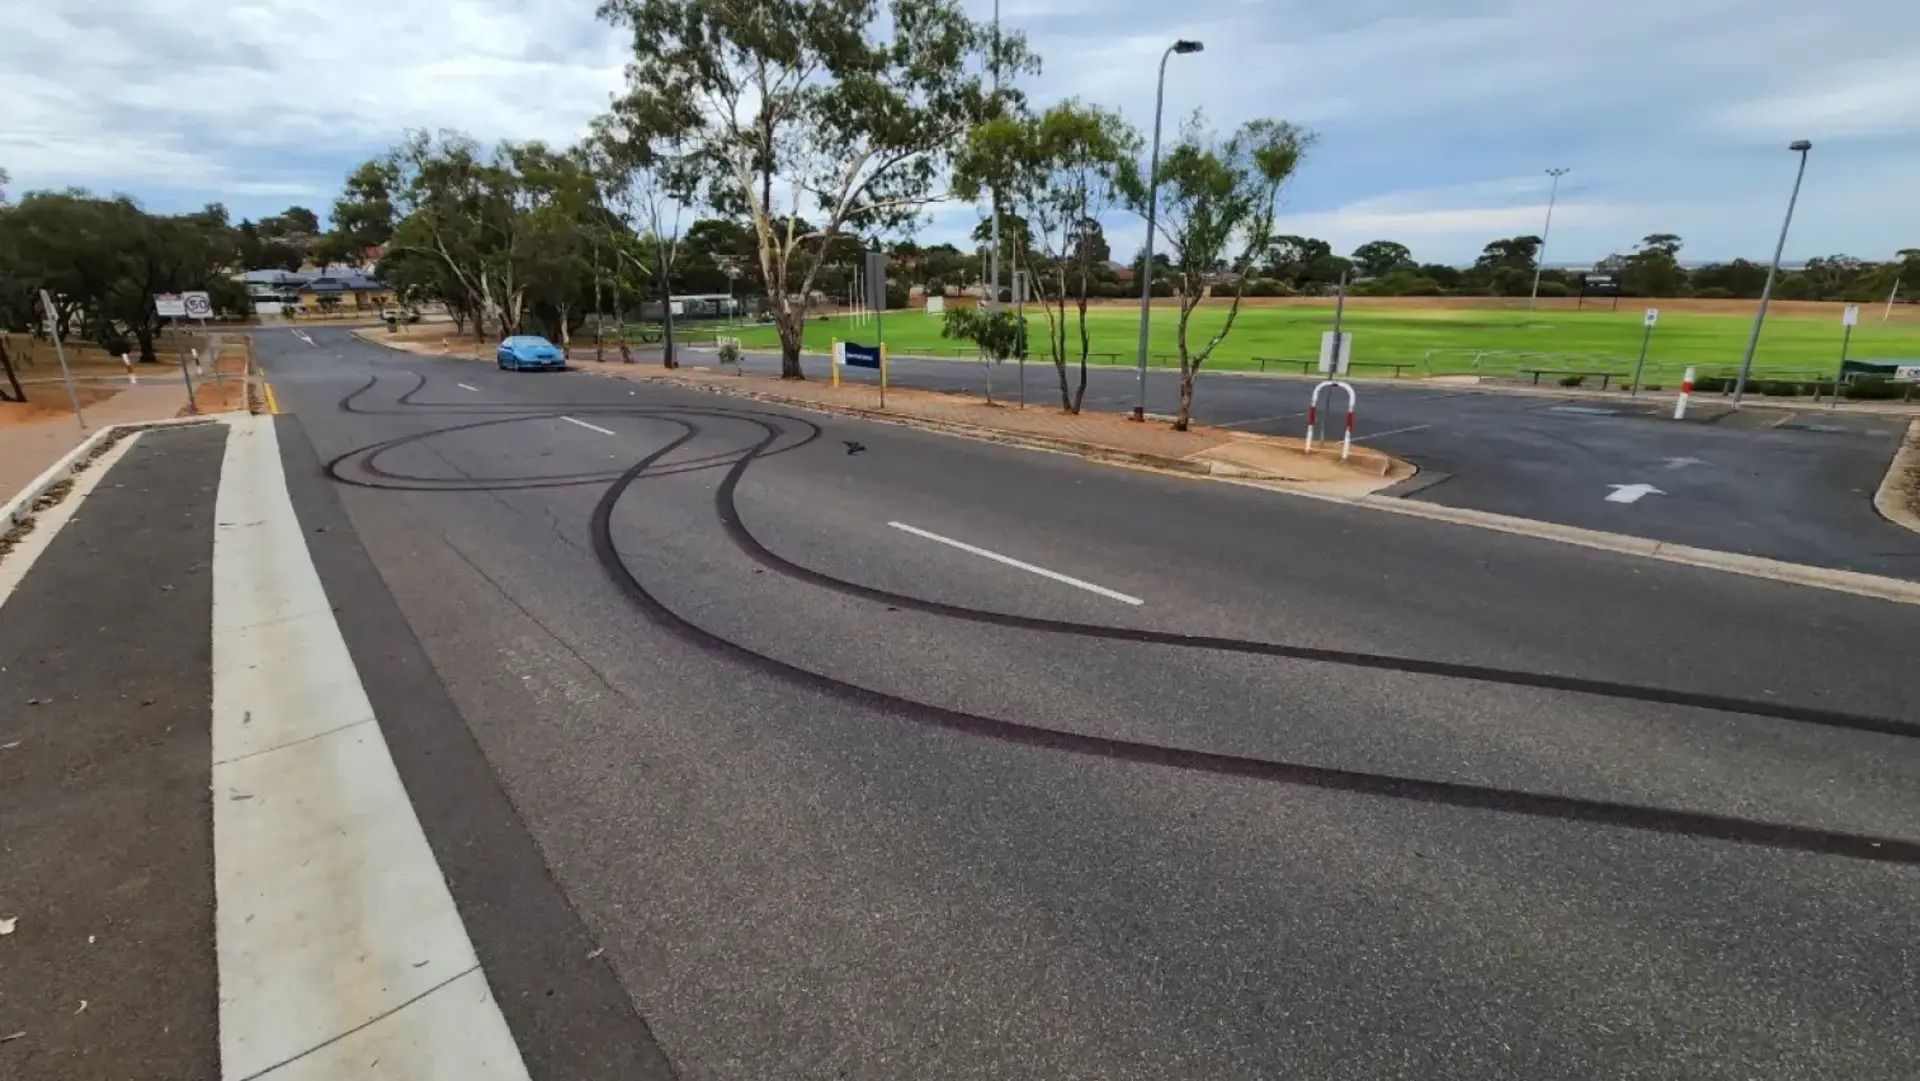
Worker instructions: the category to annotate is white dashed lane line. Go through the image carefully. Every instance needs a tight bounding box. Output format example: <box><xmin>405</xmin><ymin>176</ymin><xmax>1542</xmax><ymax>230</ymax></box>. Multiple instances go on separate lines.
<box><xmin>887</xmin><ymin>520</ymin><xmax>1145</xmax><ymax>605</ymax></box>
<box><xmin>561</xmin><ymin>416</ymin><xmax>616</xmax><ymax>436</ymax></box>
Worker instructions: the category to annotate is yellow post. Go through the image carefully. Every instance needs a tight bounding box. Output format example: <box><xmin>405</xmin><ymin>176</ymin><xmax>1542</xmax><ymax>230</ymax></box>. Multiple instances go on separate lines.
<box><xmin>831</xmin><ymin>338</ymin><xmax>840</xmax><ymax>389</ymax></box>
<box><xmin>880</xmin><ymin>343</ymin><xmax>889</xmax><ymax>410</ymax></box>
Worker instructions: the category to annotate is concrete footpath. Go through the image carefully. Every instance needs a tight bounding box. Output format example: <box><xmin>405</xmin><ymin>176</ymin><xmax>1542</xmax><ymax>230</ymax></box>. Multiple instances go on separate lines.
<box><xmin>0</xmin><ymin>415</ymin><xmax>529</xmax><ymax>1080</ymax></box>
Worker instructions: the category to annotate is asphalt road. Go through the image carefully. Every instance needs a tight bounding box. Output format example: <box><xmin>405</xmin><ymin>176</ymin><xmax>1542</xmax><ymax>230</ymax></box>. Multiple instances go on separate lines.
<box><xmin>261</xmin><ymin>326</ymin><xmax>1920</xmax><ymax>1080</ymax></box>
<box><xmin>683</xmin><ymin>342</ymin><xmax>1920</xmax><ymax>578</ymax></box>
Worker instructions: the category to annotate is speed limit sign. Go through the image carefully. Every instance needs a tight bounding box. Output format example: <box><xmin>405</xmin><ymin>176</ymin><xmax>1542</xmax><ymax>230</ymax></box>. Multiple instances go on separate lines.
<box><xmin>182</xmin><ymin>291</ymin><xmax>213</xmax><ymax>319</ymax></box>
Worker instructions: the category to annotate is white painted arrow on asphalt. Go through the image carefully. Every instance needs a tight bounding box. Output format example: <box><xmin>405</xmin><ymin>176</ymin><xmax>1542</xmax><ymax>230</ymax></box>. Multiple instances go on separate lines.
<box><xmin>1605</xmin><ymin>483</ymin><xmax>1666</xmax><ymax>504</ymax></box>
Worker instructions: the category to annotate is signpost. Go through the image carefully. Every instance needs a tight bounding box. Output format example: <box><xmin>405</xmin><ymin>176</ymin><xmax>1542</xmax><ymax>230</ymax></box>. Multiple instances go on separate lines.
<box><xmin>1630</xmin><ymin>308</ymin><xmax>1658</xmax><ymax>397</ymax></box>
<box><xmin>182</xmin><ymin>291</ymin><xmax>213</xmax><ymax>320</ymax></box>
<box><xmin>1578</xmin><ymin>273</ymin><xmax>1621</xmax><ymax>311</ymax></box>
<box><xmin>1830</xmin><ymin>305</ymin><xmax>1860</xmax><ymax>410</ymax></box>
<box><xmin>38</xmin><ymin>290</ymin><xmax>86</xmax><ymax>431</ymax></box>
<box><xmin>1013</xmin><ymin>269</ymin><xmax>1029</xmax><ymax>408</ymax></box>
<box><xmin>841</xmin><ymin>339</ymin><xmax>888</xmax><ymax>409</ymax></box>
<box><xmin>155</xmin><ymin>293</ymin><xmax>197</xmax><ymax>413</ymax></box>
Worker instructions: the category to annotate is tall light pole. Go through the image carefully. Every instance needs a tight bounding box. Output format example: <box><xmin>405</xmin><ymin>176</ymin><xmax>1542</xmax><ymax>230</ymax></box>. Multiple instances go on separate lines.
<box><xmin>1733</xmin><ymin>139</ymin><xmax>1813</xmax><ymax>405</ymax></box>
<box><xmin>1132</xmin><ymin>38</ymin><xmax>1204</xmax><ymax>422</ymax></box>
<box><xmin>1528</xmin><ymin>167</ymin><xmax>1569</xmax><ymax>311</ymax></box>
<box><xmin>988</xmin><ymin>0</ymin><xmax>1000</xmax><ymax>314</ymax></box>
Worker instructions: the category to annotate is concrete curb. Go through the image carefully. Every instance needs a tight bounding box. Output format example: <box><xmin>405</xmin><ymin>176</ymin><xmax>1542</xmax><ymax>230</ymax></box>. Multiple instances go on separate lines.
<box><xmin>1270</xmin><ymin>484</ymin><xmax>1920</xmax><ymax>607</ymax></box>
<box><xmin>1872</xmin><ymin>419</ymin><xmax>1920</xmax><ymax>535</ymax></box>
<box><xmin>2</xmin><ymin>414</ymin><xmax>225</xmax><ymax>527</ymax></box>
<box><xmin>626</xmin><ymin>371</ymin><xmax>1407</xmax><ymax>488</ymax></box>
<box><xmin>355</xmin><ymin>330</ymin><xmax>1920</xmax><ymax>606</ymax></box>
<box><xmin>350</xmin><ymin>330</ymin><xmax>1393</xmax><ymax>486</ymax></box>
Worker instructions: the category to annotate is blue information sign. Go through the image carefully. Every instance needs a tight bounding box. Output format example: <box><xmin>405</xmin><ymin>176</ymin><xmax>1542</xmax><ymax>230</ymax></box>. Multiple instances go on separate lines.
<box><xmin>843</xmin><ymin>342</ymin><xmax>880</xmax><ymax>369</ymax></box>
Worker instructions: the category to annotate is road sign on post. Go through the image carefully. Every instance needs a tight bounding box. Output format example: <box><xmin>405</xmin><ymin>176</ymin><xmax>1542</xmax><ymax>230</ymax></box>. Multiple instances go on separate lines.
<box><xmin>1630</xmin><ymin>309</ymin><xmax>1659</xmax><ymax>396</ymax></box>
<box><xmin>865</xmin><ymin>251</ymin><xmax>888</xmax><ymax>387</ymax></box>
<box><xmin>1830</xmin><ymin>306</ymin><xmax>1861</xmax><ymax>410</ymax></box>
<box><xmin>182</xmin><ymin>291</ymin><xmax>213</xmax><ymax>319</ymax></box>
<box><xmin>1317</xmin><ymin>331</ymin><xmax>1352</xmax><ymax>375</ymax></box>
<box><xmin>154</xmin><ymin>293</ymin><xmax>187</xmax><ymax>317</ymax></box>
<box><xmin>38</xmin><ymin>290</ymin><xmax>86</xmax><ymax>431</ymax></box>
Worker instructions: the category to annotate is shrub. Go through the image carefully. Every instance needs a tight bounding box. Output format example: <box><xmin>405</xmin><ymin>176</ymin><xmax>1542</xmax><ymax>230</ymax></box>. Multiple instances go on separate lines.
<box><xmin>1559</xmin><ymin>374</ymin><xmax>1586</xmax><ymax>387</ymax></box>
<box><xmin>1692</xmin><ymin>286</ymin><xmax>1734</xmax><ymax>299</ymax></box>
<box><xmin>716</xmin><ymin>338</ymin><xmax>741</xmax><ymax>365</ymax></box>
<box><xmin>1760</xmin><ymin>380</ymin><xmax>1801</xmax><ymax>397</ymax></box>
<box><xmin>1644</xmin><ymin>384</ymin><xmax>1662</xmax><ymax>392</ymax></box>
<box><xmin>1691</xmin><ymin>375</ymin><xmax>1731</xmax><ymax>393</ymax></box>
<box><xmin>1534</xmin><ymin>280</ymin><xmax>1572</xmax><ymax>298</ymax></box>
<box><xmin>1241</xmin><ymin>277</ymin><xmax>1291</xmax><ymax>297</ymax></box>
<box><xmin>1846</xmin><ymin>376</ymin><xmax>1904</xmax><ymax>400</ymax></box>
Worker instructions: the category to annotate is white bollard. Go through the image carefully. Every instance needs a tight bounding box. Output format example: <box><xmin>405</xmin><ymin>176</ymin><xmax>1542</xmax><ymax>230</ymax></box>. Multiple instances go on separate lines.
<box><xmin>121</xmin><ymin>353</ymin><xmax>136</xmax><ymax>385</ymax></box>
<box><xmin>1673</xmin><ymin>366</ymin><xmax>1695</xmax><ymax>420</ymax></box>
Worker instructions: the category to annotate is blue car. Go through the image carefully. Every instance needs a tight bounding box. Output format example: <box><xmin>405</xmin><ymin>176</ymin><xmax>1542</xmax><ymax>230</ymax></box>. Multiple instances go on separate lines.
<box><xmin>496</xmin><ymin>335</ymin><xmax>566</xmax><ymax>371</ymax></box>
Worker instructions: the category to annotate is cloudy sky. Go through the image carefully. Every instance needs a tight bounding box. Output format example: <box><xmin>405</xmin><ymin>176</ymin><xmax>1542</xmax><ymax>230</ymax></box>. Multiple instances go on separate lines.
<box><xmin>4</xmin><ymin>0</ymin><xmax>1916</xmax><ymax>266</ymax></box>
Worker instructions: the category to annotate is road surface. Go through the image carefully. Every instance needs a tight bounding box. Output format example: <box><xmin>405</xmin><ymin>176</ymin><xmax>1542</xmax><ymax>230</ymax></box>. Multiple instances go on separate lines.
<box><xmin>686</xmin><ymin>343</ymin><xmax>1920</xmax><ymax>577</ymax></box>
<box><xmin>246</xmin><ymin>326</ymin><xmax>1919</xmax><ymax>1080</ymax></box>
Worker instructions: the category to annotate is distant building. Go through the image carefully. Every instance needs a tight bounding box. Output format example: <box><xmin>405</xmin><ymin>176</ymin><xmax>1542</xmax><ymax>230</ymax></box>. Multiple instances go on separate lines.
<box><xmin>232</xmin><ymin>268</ymin><xmax>391</xmax><ymax>316</ymax></box>
<box><xmin>639</xmin><ymin>294</ymin><xmax>745</xmax><ymax>320</ymax></box>
<box><xmin>297</xmin><ymin>271</ymin><xmax>391</xmax><ymax>313</ymax></box>
<box><xmin>236</xmin><ymin>269</ymin><xmax>306</xmax><ymax>315</ymax></box>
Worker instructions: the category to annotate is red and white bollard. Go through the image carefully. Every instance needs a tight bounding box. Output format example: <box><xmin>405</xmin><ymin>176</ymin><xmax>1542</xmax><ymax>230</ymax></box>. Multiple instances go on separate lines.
<box><xmin>1304</xmin><ymin>380</ymin><xmax>1358</xmax><ymax>461</ymax></box>
<box><xmin>121</xmin><ymin>353</ymin><xmax>136</xmax><ymax>385</ymax></box>
<box><xmin>1673</xmin><ymin>365</ymin><xmax>1695</xmax><ymax>420</ymax></box>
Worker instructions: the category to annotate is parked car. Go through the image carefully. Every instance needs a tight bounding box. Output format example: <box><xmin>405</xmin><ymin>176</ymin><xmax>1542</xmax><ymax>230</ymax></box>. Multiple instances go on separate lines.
<box><xmin>497</xmin><ymin>335</ymin><xmax>565</xmax><ymax>371</ymax></box>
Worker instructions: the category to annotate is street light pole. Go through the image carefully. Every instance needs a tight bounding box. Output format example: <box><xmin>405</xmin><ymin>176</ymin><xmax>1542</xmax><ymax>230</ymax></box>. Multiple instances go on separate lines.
<box><xmin>1733</xmin><ymin>140</ymin><xmax>1812</xmax><ymax>405</ymax></box>
<box><xmin>1528</xmin><ymin>167</ymin><xmax>1569</xmax><ymax>311</ymax></box>
<box><xmin>1132</xmin><ymin>39</ymin><xmax>1203</xmax><ymax>421</ymax></box>
<box><xmin>989</xmin><ymin>0</ymin><xmax>1000</xmax><ymax>316</ymax></box>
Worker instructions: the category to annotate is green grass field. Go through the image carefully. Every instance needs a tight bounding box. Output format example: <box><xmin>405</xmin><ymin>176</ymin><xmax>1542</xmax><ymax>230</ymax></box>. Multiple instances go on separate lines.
<box><xmin>721</xmin><ymin>303</ymin><xmax>1920</xmax><ymax>383</ymax></box>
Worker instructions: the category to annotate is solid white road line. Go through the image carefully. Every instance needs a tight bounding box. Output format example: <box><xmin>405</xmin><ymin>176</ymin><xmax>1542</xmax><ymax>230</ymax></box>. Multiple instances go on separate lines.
<box><xmin>887</xmin><ymin>520</ymin><xmax>1145</xmax><ymax>605</ymax></box>
<box><xmin>457</xmin><ymin>383</ymin><xmax>479</xmax><ymax>392</ymax></box>
<box><xmin>211</xmin><ymin>414</ymin><xmax>528</xmax><ymax>1081</ymax></box>
<box><xmin>1352</xmin><ymin>422</ymin><xmax>1435</xmax><ymax>443</ymax></box>
<box><xmin>562</xmin><ymin>415</ymin><xmax>616</xmax><ymax>436</ymax></box>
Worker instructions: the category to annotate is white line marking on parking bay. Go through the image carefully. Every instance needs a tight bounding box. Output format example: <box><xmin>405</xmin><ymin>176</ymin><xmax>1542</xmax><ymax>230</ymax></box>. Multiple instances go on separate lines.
<box><xmin>887</xmin><ymin>521</ymin><xmax>1145</xmax><ymax>605</ymax></box>
<box><xmin>561</xmin><ymin>416</ymin><xmax>616</xmax><ymax>436</ymax></box>
<box><xmin>1352</xmin><ymin>423</ymin><xmax>1434</xmax><ymax>443</ymax></box>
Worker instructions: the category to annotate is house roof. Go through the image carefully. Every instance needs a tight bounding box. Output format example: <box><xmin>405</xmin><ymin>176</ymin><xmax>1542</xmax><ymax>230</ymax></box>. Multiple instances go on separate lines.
<box><xmin>302</xmin><ymin>273</ymin><xmax>386</xmax><ymax>293</ymax></box>
<box><xmin>239</xmin><ymin>269</ymin><xmax>308</xmax><ymax>285</ymax></box>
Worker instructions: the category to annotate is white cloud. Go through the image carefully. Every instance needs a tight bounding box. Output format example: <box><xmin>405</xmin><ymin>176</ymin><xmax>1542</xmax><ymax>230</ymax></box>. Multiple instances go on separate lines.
<box><xmin>1</xmin><ymin>0</ymin><xmax>622</xmax><ymax>212</ymax></box>
<box><xmin>1709</xmin><ymin>55</ymin><xmax>1920</xmax><ymax>140</ymax></box>
<box><xmin>4</xmin><ymin>0</ymin><xmax>1916</xmax><ymax>263</ymax></box>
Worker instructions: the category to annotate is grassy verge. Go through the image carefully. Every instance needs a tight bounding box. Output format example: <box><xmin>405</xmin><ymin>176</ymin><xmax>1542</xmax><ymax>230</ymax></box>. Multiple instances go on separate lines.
<box><xmin>710</xmin><ymin>304</ymin><xmax>1920</xmax><ymax>385</ymax></box>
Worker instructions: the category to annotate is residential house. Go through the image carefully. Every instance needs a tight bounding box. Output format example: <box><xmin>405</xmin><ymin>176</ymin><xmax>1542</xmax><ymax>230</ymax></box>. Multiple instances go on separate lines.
<box><xmin>297</xmin><ymin>271</ymin><xmax>393</xmax><ymax>314</ymax></box>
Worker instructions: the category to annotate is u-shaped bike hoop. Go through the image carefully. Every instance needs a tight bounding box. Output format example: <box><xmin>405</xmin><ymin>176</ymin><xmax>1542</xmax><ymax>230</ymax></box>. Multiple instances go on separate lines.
<box><xmin>1303</xmin><ymin>380</ymin><xmax>1357</xmax><ymax>461</ymax></box>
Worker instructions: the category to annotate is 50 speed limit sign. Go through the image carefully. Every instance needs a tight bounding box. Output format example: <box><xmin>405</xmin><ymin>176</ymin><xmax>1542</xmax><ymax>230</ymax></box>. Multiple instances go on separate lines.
<box><xmin>182</xmin><ymin>291</ymin><xmax>213</xmax><ymax>319</ymax></box>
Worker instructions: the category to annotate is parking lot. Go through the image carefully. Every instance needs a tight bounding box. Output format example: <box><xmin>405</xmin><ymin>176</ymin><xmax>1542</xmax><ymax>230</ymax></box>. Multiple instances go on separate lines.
<box><xmin>707</xmin><ymin>348</ymin><xmax>1920</xmax><ymax>578</ymax></box>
